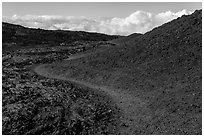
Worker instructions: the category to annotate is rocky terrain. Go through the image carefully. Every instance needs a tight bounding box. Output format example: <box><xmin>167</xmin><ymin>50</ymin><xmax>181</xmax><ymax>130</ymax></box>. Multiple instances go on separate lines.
<box><xmin>37</xmin><ymin>10</ymin><xmax>202</xmax><ymax>134</ymax></box>
<box><xmin>2</xmin><ymin>26</ymin><xmax>122</xmax><ymax>135</ymax></box>
<box><xmin>2</xmin><ymin>9</ymin><xmax>202</xmax><ymax>135</ymax></box>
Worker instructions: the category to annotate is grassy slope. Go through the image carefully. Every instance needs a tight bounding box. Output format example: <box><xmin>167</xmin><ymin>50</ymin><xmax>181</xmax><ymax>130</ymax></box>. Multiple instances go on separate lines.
<box><xmin>38</xmin><ymin>10</ymin><xmax>202</xmax><ymax>134</ymax></box>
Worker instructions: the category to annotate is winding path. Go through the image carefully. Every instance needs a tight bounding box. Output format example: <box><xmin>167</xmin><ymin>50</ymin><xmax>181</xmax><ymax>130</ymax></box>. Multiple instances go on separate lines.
<box><xmin>34</xmin><ymin>52</ymin><xmax>152</xmax><ymax>134</ymax></box>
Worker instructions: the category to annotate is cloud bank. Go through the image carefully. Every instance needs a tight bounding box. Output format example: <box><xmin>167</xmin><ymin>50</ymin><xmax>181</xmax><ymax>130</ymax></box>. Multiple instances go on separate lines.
<box><xmin>3</xmin><ymin>9</ymin><xmax>192</xmax><ymax>36</ymax></box>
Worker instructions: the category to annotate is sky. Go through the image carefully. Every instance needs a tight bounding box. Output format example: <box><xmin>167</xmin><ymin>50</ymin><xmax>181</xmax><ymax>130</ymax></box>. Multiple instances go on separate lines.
<box><xmin>2</xmin><ymin>2</ymin><xmax>202</xmax><ymax>35</ymax></box>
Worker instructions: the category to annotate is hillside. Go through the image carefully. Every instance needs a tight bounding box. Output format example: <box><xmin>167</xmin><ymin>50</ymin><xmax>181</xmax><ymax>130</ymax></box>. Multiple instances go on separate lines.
<box><xmin>110</xmin><ymin>33</ymin><xmax>142</xmax><ymax>45</ymax></box>
<box><xmin>37</xmin><ymin>10</ymin><xmax>202</xmax><ymax>134</ymax></box>
<box><xmin>2</xmin><ymin>22</ymin><xmax>120</xmax><ymax>50</ymax></box>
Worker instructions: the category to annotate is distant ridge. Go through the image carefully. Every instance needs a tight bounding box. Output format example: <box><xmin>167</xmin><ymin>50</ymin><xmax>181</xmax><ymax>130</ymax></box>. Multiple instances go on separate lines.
<box><xmin>2</xmin><ymin>22</ymin><xmax>121</xmax><ymax>50</ymax></box>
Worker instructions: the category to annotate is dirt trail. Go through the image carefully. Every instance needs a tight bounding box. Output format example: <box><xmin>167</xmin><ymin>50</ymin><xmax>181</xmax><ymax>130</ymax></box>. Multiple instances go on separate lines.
<box><xmin>34</xmin><ymin>51</ymin><xmax>152</xmax><ymax>134</ymax></box>
<box><xmin>65</xmin><ymin>52</ymin><xmax>92</xmax><ymax>61</ymax></box>
<box><xmin>65</xmin><ymin>46</ymin><xmax>108</xmax><ymax>61</ymax></box>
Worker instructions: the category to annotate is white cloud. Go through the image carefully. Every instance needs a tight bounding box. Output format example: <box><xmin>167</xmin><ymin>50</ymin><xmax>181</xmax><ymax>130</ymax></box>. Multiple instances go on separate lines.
<box><xmin>3</xmin><ymin>9</ymin><xmax>192</xmax><ymax>36</ymax></box>
<box><xmin>154</xmin><ymin>9</ymin><xmax>190</xmax><ymax>25</ymax></box>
